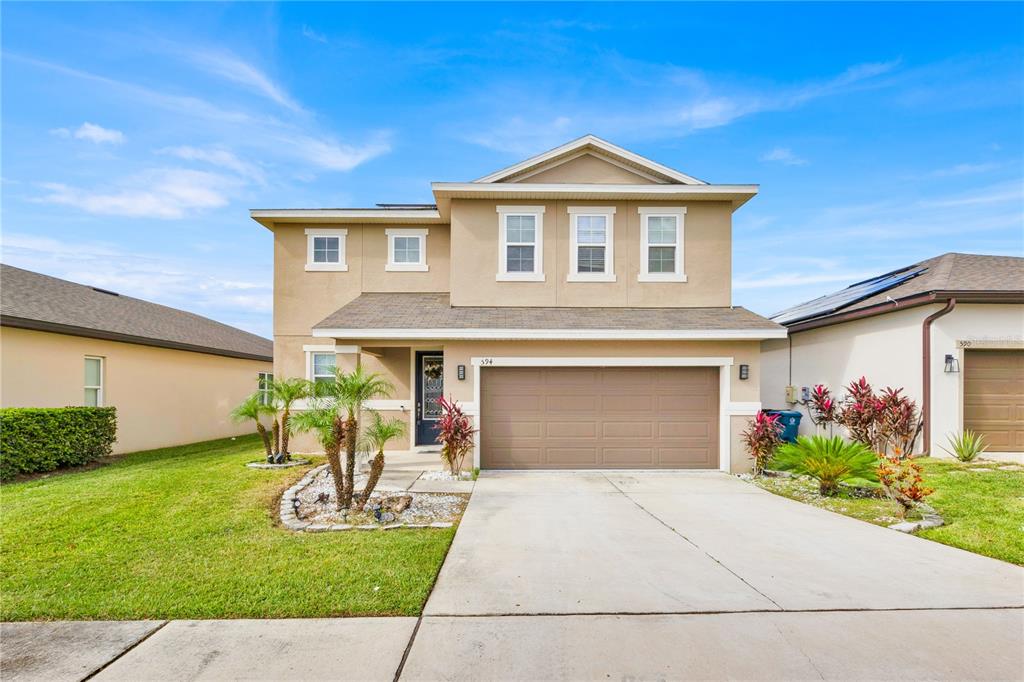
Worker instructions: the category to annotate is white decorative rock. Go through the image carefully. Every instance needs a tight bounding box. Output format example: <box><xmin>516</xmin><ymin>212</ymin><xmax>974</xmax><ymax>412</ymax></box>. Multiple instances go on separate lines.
<box><xmin>889</xmin><ymin>521</ymin><xmax>921</xmax><ymax>533</ymax></box>
<box><xmin>429</xmin><ymin>522</ymin><xmax>453</xmax><ymax>528</ymax></box>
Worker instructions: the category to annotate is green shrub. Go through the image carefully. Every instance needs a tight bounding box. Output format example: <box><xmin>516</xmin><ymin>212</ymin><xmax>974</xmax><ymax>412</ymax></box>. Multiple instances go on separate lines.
<box><xmin>940</xmin><ymin>430</ymin><xmax>988</xmax><ymax>462</ymax></box>
<box><xmin>0</xmin><ymin>407</ymin><xmax>117</xmax><ymax>480</ymax></box>
<box><xmin>770</xmin><ymin>435</ymin><xmax>879</xmax><ymax>496</ymax></box>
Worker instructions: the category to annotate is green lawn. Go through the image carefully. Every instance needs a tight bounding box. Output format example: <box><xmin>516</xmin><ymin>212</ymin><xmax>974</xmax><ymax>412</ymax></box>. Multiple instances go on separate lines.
<box><xmin>756</xmin><ymin>458</ymin><xmax>1024</xmax><ymax>565</ymax></box>
<box><xmin>0</xmin><ymin>435</ymin><xmax>456</xmax><ymax>621</ymax></box>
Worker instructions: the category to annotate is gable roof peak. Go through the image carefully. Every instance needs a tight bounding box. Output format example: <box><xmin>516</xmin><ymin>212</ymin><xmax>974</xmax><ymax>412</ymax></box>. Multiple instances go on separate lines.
<box><xmin>474</xmin><ymin>135</ymin><xmax>707</xmax><ymax>185</ymax></box>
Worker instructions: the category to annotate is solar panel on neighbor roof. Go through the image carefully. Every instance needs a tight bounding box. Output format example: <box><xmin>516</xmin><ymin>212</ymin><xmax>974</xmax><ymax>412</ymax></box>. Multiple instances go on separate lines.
<box><xmin>771</xmin><ymin>266</ymin><xmax>928</xmax><ymax>325</ymax></box>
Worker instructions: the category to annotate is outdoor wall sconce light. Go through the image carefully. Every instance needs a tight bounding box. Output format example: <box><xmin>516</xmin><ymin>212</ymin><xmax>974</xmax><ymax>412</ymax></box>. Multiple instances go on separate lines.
<box><xmin>457</xmin><ymin>364</ymin><xmax>466</xmax><ymax>380</ymax></box>
<box><xmin>739</xmin><ymin>364</ymin><xmax>750</xmax><ymax>380</ymax></box>
<box><xmin>944</xmin><ymin>354</ymin><xmax>960</xmax><ymax>373</ymax></box>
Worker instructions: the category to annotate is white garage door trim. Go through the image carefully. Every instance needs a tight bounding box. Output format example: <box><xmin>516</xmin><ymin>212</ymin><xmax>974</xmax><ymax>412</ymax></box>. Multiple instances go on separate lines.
<box><xmin>471</xmin><ymin>356</ymin><xmax>746</xmax><ymax>472</ymax></box>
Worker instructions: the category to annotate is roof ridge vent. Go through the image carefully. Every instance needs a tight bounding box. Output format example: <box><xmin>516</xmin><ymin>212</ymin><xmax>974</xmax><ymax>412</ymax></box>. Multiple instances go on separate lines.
<box><xmin>91</xmin><ymin>286</ymin><xmax>120</xmax><ymax>296</ymax></box>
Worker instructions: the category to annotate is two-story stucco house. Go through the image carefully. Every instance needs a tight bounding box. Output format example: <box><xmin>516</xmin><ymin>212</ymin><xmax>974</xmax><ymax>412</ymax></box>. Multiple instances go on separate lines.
<box><xmin>251</xmin><ymin>136</ymin><xmax>785</xmax><ymax>472</ymax></box>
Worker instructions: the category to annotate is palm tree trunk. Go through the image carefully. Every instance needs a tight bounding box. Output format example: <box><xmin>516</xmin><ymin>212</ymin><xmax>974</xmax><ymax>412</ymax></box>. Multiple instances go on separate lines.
<box><xmin>360</xmin><ymin>450</ymin><xmax>385</xmax><ymax>511</ymax></box>
<box><xmin>280</xmin><ymin>409</ymin><xmax>291</xmax><ymax>460</ymax></box>
<box><xmin>271</xmin><ymin>420</ymin><xmax>281</xmax><ymax>456</ymax></box>
<box><xmin>255</xmin><ymin>422</ymin><xmax>273</xmax><ymax>459</ymax></box>
<box><xmin>342</xmin><ymin>414</ymin><xmax>357</xmax><ymax>508</ymax></box>
<box><xmin>324</xmin><ymin>416</ymin><xmax>346</xmax><ymax>511</ymax></box>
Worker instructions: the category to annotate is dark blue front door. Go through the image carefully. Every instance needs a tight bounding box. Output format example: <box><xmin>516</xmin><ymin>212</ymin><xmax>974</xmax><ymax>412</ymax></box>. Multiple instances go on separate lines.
<box><xmin>415</xmin><ymin>352</ymin><xmax>444</xmax><ymax>445</ymax></box>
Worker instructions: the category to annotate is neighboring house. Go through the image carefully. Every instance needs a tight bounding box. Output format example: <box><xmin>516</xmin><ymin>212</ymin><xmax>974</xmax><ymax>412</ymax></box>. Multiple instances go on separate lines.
<box><xmin>761</xmin><ymin>253</ymin><xmax>1024</xmax><ymax>462</ymax></box>
<box><xmin>0</xmin><ymin>264</ymin><xmax>273</xmax><ymax>454</ymax></box>
<box><xmin>251</xmin><ymin>135</ymin><xmax>785</xmax><ymax>472</ymax></box>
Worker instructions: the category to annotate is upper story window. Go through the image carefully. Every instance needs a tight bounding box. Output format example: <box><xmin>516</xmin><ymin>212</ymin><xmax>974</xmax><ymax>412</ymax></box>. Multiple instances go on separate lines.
<box><xmin>568</xmin><ymin>206</ymin><xmax>616</xmax><ymax>282</ymax></box>
<box><xmin>386</xmin><ymin>228</ymin><xmax>429</xmax><ymax>272</ymax></box>
<box><xmin>496</xmin><ymin>205</ymin><xmax>545</xmax><ymax>282</ymax></box>
<box><xmin>638</xmin><ymin>207</ymin><xmax>687</xmax><ymax>283</ymax></box>
<box><xmin>84</xmin><ymin>356</ymin><xmax>104</xmax><ymax>406</ymax></box>
<box><xmin>305</xmin><ymin>228</ymin><xmax>348</xmax><ymax>272</ymax></box>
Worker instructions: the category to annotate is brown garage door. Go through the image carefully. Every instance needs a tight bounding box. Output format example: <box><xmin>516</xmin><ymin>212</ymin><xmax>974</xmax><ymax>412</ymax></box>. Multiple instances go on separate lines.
<box><xmin>480</xmin><ymin>366</ymin><xmax>719</xmax><ymax>469</ymax></box>
<box><xmin>964</xmin><ymin>350</ymin><xmax>1024</xmax><ymax>452</ymax></box>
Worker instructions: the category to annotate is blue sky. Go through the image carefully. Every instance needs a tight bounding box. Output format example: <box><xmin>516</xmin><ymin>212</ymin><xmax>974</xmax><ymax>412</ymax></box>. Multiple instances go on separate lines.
<box><xmin>2</xmin><ymin>2</ymin><xmax>1022</xmax><ymax>338</ymax></box>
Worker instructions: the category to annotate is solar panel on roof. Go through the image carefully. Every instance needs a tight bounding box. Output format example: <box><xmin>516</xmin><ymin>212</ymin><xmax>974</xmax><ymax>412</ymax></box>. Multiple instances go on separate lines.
<box><xmin>771</xmin><ymin>266</ymin><xmax>927</xmax><ymax>325</ymax></box>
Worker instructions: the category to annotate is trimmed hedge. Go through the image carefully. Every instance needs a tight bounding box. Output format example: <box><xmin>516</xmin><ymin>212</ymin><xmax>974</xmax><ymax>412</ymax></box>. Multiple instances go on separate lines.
<box><xmin>0</xmin><ymin>407</ymin><xmax>117</xmax><ymax>480</ymax></box>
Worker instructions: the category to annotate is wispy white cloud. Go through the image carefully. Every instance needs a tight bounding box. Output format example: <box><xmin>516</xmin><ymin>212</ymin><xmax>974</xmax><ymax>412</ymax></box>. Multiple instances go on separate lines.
<box><xmin>37</xmin><ymin>168</ymin><xmax>238</xmax><ymax>219</ymax></box>
<box><xmin>50</xmin><ymin>122</ymin><xmax>125</xmax><ymax>144</ymax></box>
<box><xmin>158</xmin><ymin>146</ymin><xmax>265</xmax><ymax>184</ymax></box>
<box><xmin>734</xmin><ymin>271</ymin><xmax>876</xmax><ymax>290</ymax></box>
<box><xmin>302</xmin><ymin>25</ymin><xmax>328</xmax><ymax>43</ymax></box>
<box><xmin>179</xmin><ymin>48</ymin><xmax>304</xmax><ymax>113</ymax></box>
<box><xmin>0</xmin><ymin>232</ymin><xmax>273</xmax><ymax>335</ymax></box>
<box><xmin>760</xmin><ymin>147</ymin><xmax>808</xmax><ymax>166</ymax></box>
<box><xmin>930</xmin><ymin>162</ymin><xmax>1001</xmax><ymax>177</ymax></box>
<box><xmin>458</xmin><ymin>58</ymin><xmax>901</xmax><ymax>154</ymax></box>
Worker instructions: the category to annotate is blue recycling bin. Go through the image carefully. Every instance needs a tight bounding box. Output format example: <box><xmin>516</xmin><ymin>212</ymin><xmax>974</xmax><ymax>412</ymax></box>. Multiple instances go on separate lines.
<box><xmin>764</xmin><ymin>409</ymin><xmax>802</xmax><ymax>443</ymax></box>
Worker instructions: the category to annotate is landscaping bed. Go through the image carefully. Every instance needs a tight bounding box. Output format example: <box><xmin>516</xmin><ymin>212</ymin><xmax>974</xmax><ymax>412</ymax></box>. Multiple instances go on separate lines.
<box><xmin>753</xmin><ymin>457</ymin><xmax>1024</xmax><ymax>566</ymax></box>
<box><xmin>0</xmin><ymin>435</ymin><xmax>456</xmax><ymax>620</ymax></box>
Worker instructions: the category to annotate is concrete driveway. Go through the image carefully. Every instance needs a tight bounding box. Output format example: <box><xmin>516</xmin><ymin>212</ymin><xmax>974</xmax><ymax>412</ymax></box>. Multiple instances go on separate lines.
<box><xmin>402</xmin><ymin>470</ymin><xmax>1024</xmax><ymax>680</ymax></box>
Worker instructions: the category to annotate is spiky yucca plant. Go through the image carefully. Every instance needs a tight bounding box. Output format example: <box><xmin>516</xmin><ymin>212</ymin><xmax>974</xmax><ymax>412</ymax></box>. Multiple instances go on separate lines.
<box><xmin>357</xmin><ymin>411</ymin><xmax>407</xmax><ymax>511</ymax></box>
<box><xmin>940</xmin><ymin>430</ymin><xmax>988</xmax><ymax>462</ymax></box>
<box><xmin>770</xmin><ymin>435</ymin><xmax>879</xmax><ymax>496</ymax></box>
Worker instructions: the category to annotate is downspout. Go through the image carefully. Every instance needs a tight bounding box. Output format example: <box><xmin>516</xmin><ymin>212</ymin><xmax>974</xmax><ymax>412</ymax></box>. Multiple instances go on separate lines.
<box><xmin>921</xmin><ymin>297</ymin><xmax>956</xmax><ymax>454</ymax></box>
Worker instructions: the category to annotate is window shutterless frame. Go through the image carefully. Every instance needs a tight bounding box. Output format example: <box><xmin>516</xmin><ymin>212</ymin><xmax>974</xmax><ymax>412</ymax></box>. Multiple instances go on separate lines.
<box><xmin>305</xmin><ymin>228</ymin><xmax>348</xmax><ymax>271</ymax></box>
<box><xmin>567</xmin><ymin>206</ymin><xmax>616</xmax><ymax>282</ymax></box>
<box><xmin>385</xmin><ymin>228</ymin><xmax>429</xmax><ymax>272</ymax></box>
<box><xmin>638</xmin><ymin>207</ymin><xmax>687</xmax><ymax>282</ymax></box>
<box><xmin>84</xmin><ymin>356</ymin><xmax>104</xmax><ymax>407</ymax></box>
<box><xmin>310</xmin><ymin>352</ymin><xmax>337</xmax><ymax>384</ymax></box>
<box><xmin>257</xmin><ymin>371</ymin><xmax>273</xmax><ymax>406</ymax></box>
<box><xmin>496</xmin><ymin>205</ymin><xmax>545</xmax><ymax>281</ymax></box>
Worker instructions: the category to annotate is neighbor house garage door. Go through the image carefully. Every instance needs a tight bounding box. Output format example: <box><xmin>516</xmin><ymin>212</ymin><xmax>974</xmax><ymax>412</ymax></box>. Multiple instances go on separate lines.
<box><xmin>964</xmin><ymin>350</ymin><xmax>1024</xmax><ymax>452</ymax></box>
<box><xmin>480</xmin><ymin>366</ymin><xmax>719</xmax><ymax>469</ymax></box>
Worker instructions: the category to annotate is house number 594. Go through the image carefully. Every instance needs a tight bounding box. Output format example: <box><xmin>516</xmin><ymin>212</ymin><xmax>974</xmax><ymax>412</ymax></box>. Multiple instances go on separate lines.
<box><xmin>479</xmin><ymin>358</ymin><xmax>494</xmax><ymax>365</ymax></box>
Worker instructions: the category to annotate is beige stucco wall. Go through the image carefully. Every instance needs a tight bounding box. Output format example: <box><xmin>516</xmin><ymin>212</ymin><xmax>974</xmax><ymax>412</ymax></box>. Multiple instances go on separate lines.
<box><xmin>299</xmin><ymin>338</ymin><xmax>763</xmax><ymax>471</ymax></box>
<box><xmin>516</xmin><ymin>153</ymin><xmax>656</xmax><ymax>184</ymax></box>
<box><xmin>448</xmin><ymin>199</ymin><xmax>733</xmax><ymax>308</ymax></box>
<box><xmin>0</xmin><ymin>327</ymin><xmax>272</xmax><ymax>455</ymax></box>
<box><xmin>760</xmin><ymin>303</ymin><xmax>1024</xmax><ymax>457</ymax></box>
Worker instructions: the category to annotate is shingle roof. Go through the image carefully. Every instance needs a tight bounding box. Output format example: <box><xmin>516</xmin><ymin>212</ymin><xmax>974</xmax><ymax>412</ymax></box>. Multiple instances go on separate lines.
<box><xmin>773</xmin><ymin>253</ymin><xmax>1024</xmax><ymax>327</ymax></box>
<box><xmin>314</xmin><ymin>292</ymin><xmax>783</xmax><ymax>338</ymax></box>
<box><xmin>1</xmin><ymin>264</ymin><xmax>273</xmax><ymax>361</ymax></box>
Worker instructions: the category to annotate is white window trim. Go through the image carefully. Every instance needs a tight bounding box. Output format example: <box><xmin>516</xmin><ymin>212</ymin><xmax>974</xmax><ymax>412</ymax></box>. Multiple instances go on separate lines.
<box><xmin>638</xmin><ymin>207</ymin><xmax>687</xmax><ymax>283</ymax></box>
<box><xmin>385</xmin><ymin>228</ymin><xmax>429</xmax><ymax>272</ymax></box>
<box><xmin>496</xmin><ymin>205</ymin><xmax>545</xmax><ymax>282</ymax></box>
<box><xmin>308</xmin><ymin>351</ymin><xmax>337</xmax><ymax>383</ymax></box>
<box><xmin>84</xmin><ymin>356</ymin><xmax>104</xmax><ymax>407</ymax></box>
<box><xmin>257</xmin><ymin>371</ymin><xmax>273</xmax><ymax>406</ymax></box>
<box><xmin>305</xmin><ymin>228</ymin><xmax>348</xmax><ymax>272</ymax></box>
<box><xmin>567</xmin><ymin>206</ymin><xmax>616</xmax><ymax>282</ymax></box>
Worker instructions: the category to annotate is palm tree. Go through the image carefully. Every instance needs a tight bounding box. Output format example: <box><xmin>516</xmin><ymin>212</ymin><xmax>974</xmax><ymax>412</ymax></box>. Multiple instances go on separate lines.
<box><xmin>230</xmin><ymin>393</ymin><xmax>274</xmax><ymax>460</ymax></box>
<box><xmin>357</xmin><ymin>411</ymin><xmax>407</xmax><ymax>510</ymax></box>
<box><xmin>289</xmin><ymin>396</ymin><xmax>347</xmax><ymax>509</ymax></box>
<box><xmin>334</xmin><ymin>366</ymin><xmax>394</xmax><ymax>508</ymax></box>
<box><xmin>269</xmin><ymin>377</ymin><xmax>312</xmax><ymax>460</ymax></box>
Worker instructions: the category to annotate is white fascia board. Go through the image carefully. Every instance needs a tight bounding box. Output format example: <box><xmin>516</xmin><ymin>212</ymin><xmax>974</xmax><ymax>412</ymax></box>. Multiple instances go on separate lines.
<box><xmin>312</xmin><ymin>328</ymin><xmax>787</xmax><ymax>340</ymax></box>
<box><xmin>472</xmin><ymin>135</ymin><xmax>707</xmax><ymax>185</ymax></box>
<box><xmin>470</xmin><ymin>356</ymin><xmax>736</xmax><ymax>367</ymax></box>
<box><xmin>432</xmin><ymin>182</ymin><xmax>758</xmax><ymax>200</ymax></box>
<box><xmin>250</xmin><ymin>209</ymin><xmax>442</xmax><ymax>225</ymax></box>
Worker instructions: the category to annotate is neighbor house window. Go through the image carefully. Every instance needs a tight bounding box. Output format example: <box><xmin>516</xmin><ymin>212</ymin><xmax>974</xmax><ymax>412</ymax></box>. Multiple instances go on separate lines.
<box><xmin>638</xmin><ymin>208</ymin><xmax>687</xmax><ymax>282</ymax></box>
<box><xmin>84</xmin><ymin>356</ymin><xmax>104</xmax><ymax>407</ymax></box>
<box><xmin>496</xmin><ymin>205</ymin><xmax>545</xmax><ymax>281</ymax></box>
<box><xmin>568</xmin><ymin>207</ymin><xmax>616</xmax><ymax>282</ymax></box>
<box><xmin>257</xmin><ymin>372</ymin><xmax>273</xmax><ymax>406</ymax></box>
<box><xmin>305</xmin><ymin>228</ymin><xmax>348</xmax><ymax>272</ymax></box>
<box><xmin>310</xmin><ymin>352</ymin><xmax>336</xmax><ymax>384</ymax></box>
<box><xmin>385</xmin><ymin>228</ymin><xmax>429</xmax><ymax>272</ymax></box>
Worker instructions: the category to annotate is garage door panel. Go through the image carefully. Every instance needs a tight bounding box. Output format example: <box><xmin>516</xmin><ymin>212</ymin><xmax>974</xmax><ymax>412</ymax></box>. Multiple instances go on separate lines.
<box><xmin>481</xmin><ymin>366</ymin><xmax>719</xmax><ymax>469</ymax></box>
<box><xmin>964</xmin><ymin>350</ymin><xmax>1024</xmax><ymax>453</ymax></box>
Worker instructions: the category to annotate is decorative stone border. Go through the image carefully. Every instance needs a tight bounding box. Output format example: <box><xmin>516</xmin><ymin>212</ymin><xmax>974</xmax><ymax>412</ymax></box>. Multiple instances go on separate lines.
<box><xmin>277</xmin><ymin>464</ymin><xmax>455</xmax><ymax>532</ymax></box>
<box><xmin>247</xmin><ymin>458</ymin><xmax>311</xmax><ymax>470</ymax></box>
<box><xmin>888</xmin><ymin>503</ymin><xmax>945</xmax><ymax>533</ymax></box>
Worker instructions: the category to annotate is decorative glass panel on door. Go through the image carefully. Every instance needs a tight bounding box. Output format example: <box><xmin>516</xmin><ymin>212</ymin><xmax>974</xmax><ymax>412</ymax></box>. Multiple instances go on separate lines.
<box><xmin>422</xmin><ymin>356</ymin><xmax>444</xmax><ymax>420</ymax></box>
